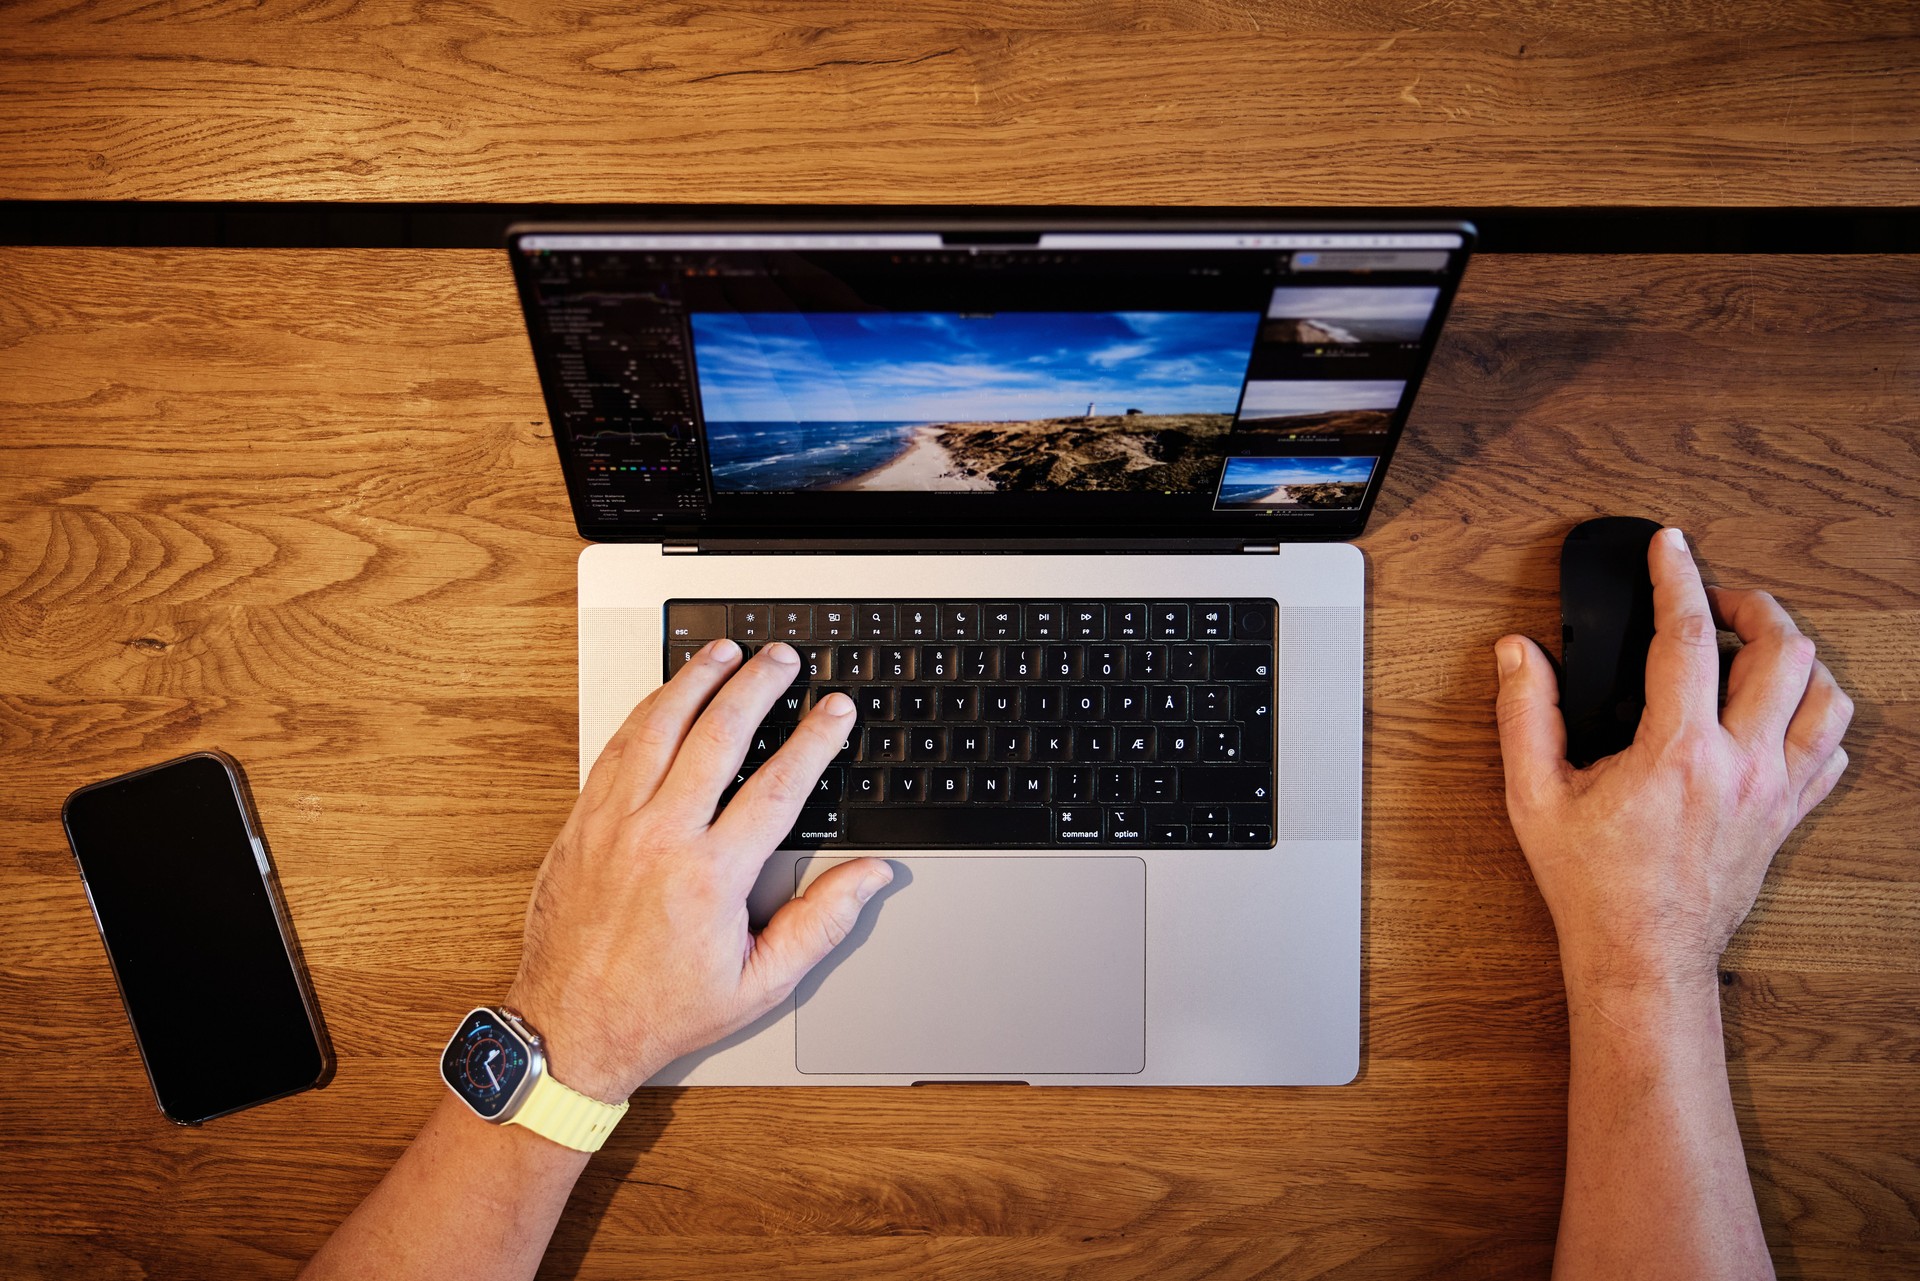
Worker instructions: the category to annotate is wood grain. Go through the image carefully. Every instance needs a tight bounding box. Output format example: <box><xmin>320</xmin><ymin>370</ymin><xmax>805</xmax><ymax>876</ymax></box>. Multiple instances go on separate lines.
<box><xmin>2</xmin><ymin>245</ymin><xmax>1917</xmax><ymax>1280</ymax></box>
<box><xmin>0</xmin><ymin>1</ymin><xmax>1916</xmax><ymax>205</ymax></box>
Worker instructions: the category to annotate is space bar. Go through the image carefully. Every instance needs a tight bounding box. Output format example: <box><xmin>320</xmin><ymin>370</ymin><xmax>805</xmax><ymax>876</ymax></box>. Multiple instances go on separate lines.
<box><xmin>844</xmin><ymin>807</ymin><xmax>1051</xmax><ymax>847</ymax></box>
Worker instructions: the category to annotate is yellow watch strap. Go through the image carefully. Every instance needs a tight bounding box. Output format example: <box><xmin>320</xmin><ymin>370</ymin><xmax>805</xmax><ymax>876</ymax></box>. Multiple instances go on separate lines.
<box><xmin>505</xmin><ymin>1071</ymin><xmax>629</xmax><ymax>1153</ymax></box>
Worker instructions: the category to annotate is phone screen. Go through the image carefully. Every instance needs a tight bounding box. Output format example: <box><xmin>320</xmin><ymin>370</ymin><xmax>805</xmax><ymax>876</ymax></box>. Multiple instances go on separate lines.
<box><xmin>63</xmin><ymin>753</ymin><xmax>328</xmax><ymax>1123</ymax></box>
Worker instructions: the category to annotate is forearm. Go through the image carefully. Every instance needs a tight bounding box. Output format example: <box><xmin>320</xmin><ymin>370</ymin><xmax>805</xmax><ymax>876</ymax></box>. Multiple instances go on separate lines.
<box><xmin>1554</xmin><ymin>970</ymin><xmax>1774</xmax><ymax>1281</ymax></box>
<box><xmin>300</xmin><ymin>1095</ymin><xmax>591</xmax><ymax>1281</ymax></box>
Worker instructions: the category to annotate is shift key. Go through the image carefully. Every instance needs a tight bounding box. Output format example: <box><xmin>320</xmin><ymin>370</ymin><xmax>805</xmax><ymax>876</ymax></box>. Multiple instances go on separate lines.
<box><xmin>1181</xmin><ymin>767</ymin><xmax>1271</xmax><ymax>803</ymax></box>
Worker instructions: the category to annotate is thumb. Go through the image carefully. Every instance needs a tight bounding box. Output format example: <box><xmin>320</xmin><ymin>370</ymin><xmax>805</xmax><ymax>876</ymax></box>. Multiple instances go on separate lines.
<box><xmin>1493</xmin><ymin>635</ymin><xmax>1569</xmax><ymax>810</ymax></box>
<box><xmin>744</xmin><ymin>857</ymin><xmax>894</xmax><ymax>1007</ymax></box>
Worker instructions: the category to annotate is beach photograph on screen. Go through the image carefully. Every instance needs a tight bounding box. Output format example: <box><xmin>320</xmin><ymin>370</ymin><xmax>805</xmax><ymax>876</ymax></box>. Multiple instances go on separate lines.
<box><xmin>1263</xmin><ymin>285</ymin><xmax>1440</xmax><ymax>345</ymax></box>
<box><xmin>1214</xmin><ymin>456</ymin><xmax>1378</xmax><ymax>510</ymax></box>
<box><xmin>690</xmin><ymin>310</ymin><xmax>1260</xmax><ymax>492</ymax></box>
<box><xmin>1234</xmin><ymin>379</ymin><xmax>1405</xmax><ymax>436</ymax></box>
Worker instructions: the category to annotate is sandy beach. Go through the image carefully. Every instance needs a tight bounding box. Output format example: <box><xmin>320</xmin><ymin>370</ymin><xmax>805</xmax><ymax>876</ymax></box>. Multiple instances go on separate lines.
<box><xmin>831</xmin><ymin>425</ymin><xmax>996</xmax><ymax>491</ymax></box>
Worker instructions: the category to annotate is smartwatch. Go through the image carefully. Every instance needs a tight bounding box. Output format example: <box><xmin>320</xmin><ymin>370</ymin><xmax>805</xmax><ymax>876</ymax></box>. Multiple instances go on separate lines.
<box><xmin>440</xmin><ymin>1007</ymin><xmax>629</xmax><ymax>1153</ymax></box>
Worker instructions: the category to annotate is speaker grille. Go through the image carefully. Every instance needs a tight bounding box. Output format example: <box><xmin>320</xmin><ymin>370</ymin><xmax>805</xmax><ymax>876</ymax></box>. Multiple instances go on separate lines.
<box><xmin>1279</xmin><ymin>606</ymin><xmax>1363</xmax><ymax>841</ymax></box>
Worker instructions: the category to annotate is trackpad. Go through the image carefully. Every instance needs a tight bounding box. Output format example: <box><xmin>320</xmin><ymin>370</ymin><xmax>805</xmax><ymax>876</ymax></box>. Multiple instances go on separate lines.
<box><xmin>793</xmin><ymin>856</ymin><xmax>1146</xmax><ymax>1076</ymax></box>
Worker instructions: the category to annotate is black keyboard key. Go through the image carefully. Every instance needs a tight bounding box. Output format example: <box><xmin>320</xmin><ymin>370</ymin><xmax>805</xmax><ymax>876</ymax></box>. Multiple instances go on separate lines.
<box><xmin>847</xmin><ymin>767</ymin><xmax>886</xmax><ymax>800</ymax></box>
<box><xmin>856</xmin><ymin>686</ymin><xmax>895</xmax><ymax>720</ymax></box>
<box><xmin>856</xmin><ymin>604</ymin><xmax>896</xmax><ymax>640</ymax></box>
<box><xmin>1234</xmin><ymin>686</ymin><xmax>1274</xmax><ymax>760</ymax></box>
<box><xmin>1212</xmin><ymin>645</ymin><xmax>1274</xmax><ymax>682</ymax></box>
<box><xmin>1110</xmin><ymin>604</ymin><xmax>1148</xmax><ymax>640</ymax></box>
<box><xmin>838</xmin><ymin>646</ymin><xmax>874</xmax><ymax>682</ymax></box>
<box><xmin>941</xmin><ymin>604</ymin><xmax>980</xmax><ymax>640</ymax></box>
<box><xmin>920</xmin><ymin>646</ymin><xmax>959</xmax><ymax>681</ymax></box>
<box><xmin>770</xmin><ymin>689</ymin><xmax>808</xmax><ymax>722</ymax></box>
<box><xmin>983</xmin><ymin>603</ymin><xmax>1021</xmax><ymax>640</ymax></box>
<box><xmin>982</xmin><ymin>687</ymin><xmax>1020</xmax><ymax>721</ymax></box>
<box><xmin>815</xmin><ymin>604</ymin><xmax>854</xmax><ymax>641</ymax></box>
<box><xmin>991</xmin><ymin>727</ymin><xmax>1032</xmax><ymax>761</ymax></box>
<box><xmin>1152</xmin><ymin>604</ymin><xmax>1189</xmax><ymax>639</ymax></box>
<box><xmin>1183</xmin><ymin>768</ymin><xmax>1270</xmax><ymax>803</ymax></box>
<box><xmin>899</xmin><ymin>604</ymin><xmax>939</xmax><ymax>641</ymax></box>
<box><xmin>799</xmin><ymin>646</ymin><xmax>834</xmax><ymax>681</ymax></box>
<box><xmin>1149</xmin><ymin>685</ymin><xmax>1186</xmax><ymax>720</ymax></box>
<box><xmin>805</xmin><ymin>685</ymin><xmax>850</xmax><ymax>715</ymax></box>
<box><xmin>1108</xmin><ymin>685</ymin><xmax>1147</xmax><ymax>720</ymax></box>
<box><xmin>1199</xmin><ymin>726</ymin><xmax>1243</xmax><ymax>761</ymax></box>
<box><xmin>1013</xmin><ymin>766</ymin><xmax>1050</xmax><ymax>801</ymax></box>
<box><xmin>878</xmin><ymin>646</ymin><xmax>917</xmax><ymax>680</ymax></box>
<box><xmin>1023</xmin><ymin>686</ymin><xmax>1063</xmax><ymax>721</ymax></box>
<box><xmin>745</xmin><ymin>726</ymin><xmax>782</xmax><ymax>761</ymax></box>
<box><xmin>910</xmin><ymin>728</ymin><xmax>948</xmax><ymax>761</ymax></box>
<box><xmin>963</xmin><ymin>646</ymin><xmax>1000</xmax><ymax>681</ymax></box>
<box><xmin>1096</xmin><ymin>767</ymin><xmax>1135</xmax><ymax>803</ymax></box>
<box><xmin>1151</xmin><ymin>823</ymin><xmax>1188</xmax><ymax>845</ymax></box>
<box><xmin>888</xmin><ymin>767</ymin><xmax>927</xmax><ymax>802</ymax></box>
<box><xmin>812</xmin><ymin>767</ymin><xmax>844</xmax><ymax>801</ymax></box>
<box><xmin>928</xmin><ymin>766</ymin><xmax>969</xmax><ymax>801</ymax></box>
<box><xmin>1190</xmin><ymin>804</ymin><xmax>1235</xmax><ymax>826</ymax></box>
<box><xmin>1064</xmin><ymin>686</ymin><xmax>1105</xmax><ymax>721</ymax></box>
<box><xmin>1139</xmin><ymin>767</ymin><xmax>1178</xmax><ymax>802</ymax></box>
<box><xmin>1158</xmin><ymin>726</ymin><xmax>1198</xmax><ymax>760</ymax></box>
<box><xmin>1053</xmin><ymin>766</ymin><xmax>1095</xmax><ymax>802</ymax></box>
<box><xmin>665</xmin><ymin>642</ymin><xmax>703</xmax><ymax>678</ymax></box>
<box><xmin>1235</xmin><ymin>825</ymin><xmax>1274</xmax><ymax>847</ymax></box>
<box><xmin>897</xmin><ymin>687</ymin><xmax>937</xmax><ymax>720</ymax></box>
<box><xmin>941</xmin><ymin>686</ymin><xmax>981</xmax><ymax>720</ymax></box>
<box><xmin>951</xmin><ymin>727</ymin><xmax>989</xmax><ymax>760</ymax></box>
<box><xmin>774</xmin><ymin>605</ymin><xmax>811</xmax><ymax>641</ymax></box>
<box><xmin>1130</xmin><ymin>645</ymin><xmax>1166</xmax><ymax>680</ymax></box>
<box><xmin>1074</xmin><ymin>728</ymin><xmax>1115</xmax><ymax>761</ymax></box>
<box><xmin>668</xmin><ymin>603</ymin><xmax>727</xmax><ymax>642</ymax></box>
<box><xmin>1116</xmin><ymin>727</ymin><xmax>1156</xmax><ymax>761</ymax></box>
<box><xmin>1033</xmin><ymin>727</ymin><xmax>1072</xmax><ymax>761</ymax></box>
<box><xmin>1193</xmin><ymin>603</ymin><xmax>1232</xmax><ymax>640</ymax></box>
<box><xmin>1234</xmin><ymin>602</ymin><xmax>1274</xmax><ymax>639</ymax></box>
<box><xmin>1054</xmin><ymin>806</ymin><xmax>1103</xmax><ymax>843</ymax></box>
<box><xmin>1194</xmin><ymin>825</ymin><xmax>1231</xmax><ymax>846</ymax></box>
<box><xmin>846</xmin><ymin>806</ymin><xmax>1050</xmax><ymax>847</ymax></box>
<box><xmin>1193</xmin><ymin>687</ymin><xmax>1229</xmax><ymax>721</ymax></box>
<box><xmin>1067</xmin><ymin>604</ymin><xmax>1105</xmax><ymax>640</ymax></box>
<box><xmin>863</xmin><ymin>728</ymin><xmax>907</xmax><ymax>763</ymax></box>
<box><xmin>1007</xmin><ymin>646</ymin><xmax>1045</xmax><ymax>680</ymax></box>
<box><xmin>971</xmin><ymin>766</ymin><xmax>1008</xmax><ymax>802</ymax></box>
<box><xmin>1048</xmin><ymin>645</ymin><xmax>1084</xmax><ymax>680</ymax></box>
<box><xmin>1024</xmin><ymin>604</ymin><xmax>1063</xmax><ymax>640</ymax></box>
<box><xmin>783</xmin><ymin>807</ymin><xmax>846</xmax><ymax>848</ymax></box>
<box><xmin>1086</xmin><ymin>646</ymin><xmax>1126</xmax><ymax>680</ymax></box>
<box><xmin>1170</xmin><ymin>645</ymin><xmax>1208</xmax><ymax>681</ymax></box>
<box><xmin>1105</xmin><ymin>806</ymin><xmax>1146</xmax><ymax>843</ymax></box>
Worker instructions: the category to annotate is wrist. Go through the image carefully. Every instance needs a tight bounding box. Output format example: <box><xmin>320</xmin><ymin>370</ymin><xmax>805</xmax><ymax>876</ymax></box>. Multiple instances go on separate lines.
<box><xmin>501</xmin><ymin>986</ymin><xmax>665</xmax><ymax>1103</ymax></box>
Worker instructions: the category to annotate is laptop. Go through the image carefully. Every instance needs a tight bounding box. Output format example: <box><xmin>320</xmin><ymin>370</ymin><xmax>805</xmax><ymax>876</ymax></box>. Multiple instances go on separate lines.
<box><xmin>506</xmin><ymin>218</ymin><xmax>1474</xmax><ymax>1085</ymax></box>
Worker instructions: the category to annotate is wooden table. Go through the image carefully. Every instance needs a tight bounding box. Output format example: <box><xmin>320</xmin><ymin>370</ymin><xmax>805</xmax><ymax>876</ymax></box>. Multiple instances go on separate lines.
<box><xmin>2</xmin><ymin>4</ymin><xmax>1917</xmax><ymax>1279</ymax></box>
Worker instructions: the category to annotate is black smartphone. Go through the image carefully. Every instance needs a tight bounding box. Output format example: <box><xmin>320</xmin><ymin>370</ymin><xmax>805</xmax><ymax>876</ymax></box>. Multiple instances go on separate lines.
<box><xmin>62</xmin><ymin>750</ymin><xmax>332</xmax><ymax>1124</ymax></box>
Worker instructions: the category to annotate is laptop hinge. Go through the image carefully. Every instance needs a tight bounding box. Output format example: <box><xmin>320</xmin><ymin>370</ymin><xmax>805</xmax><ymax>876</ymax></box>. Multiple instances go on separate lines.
<box><xmin>663</xmin><ymin>542</ymin><xmax>699</xmax><ymax>555</ymax></box>
<box><xmin>1242</xmin><ymin>544</ymin><xmax>1281</xmax><ymax>554</ymax></box>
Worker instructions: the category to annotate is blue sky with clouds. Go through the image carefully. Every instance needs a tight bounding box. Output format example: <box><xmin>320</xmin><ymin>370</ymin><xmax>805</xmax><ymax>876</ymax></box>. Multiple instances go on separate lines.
<box><xmin>1220</xmin><ymin>455</ymin><xmax>1378</xmax><ymax>488</ymax></box>
<box><xmin>690</xmin><ymin>311</ymin><xmax>1259</xmax><ymax>423</ymax></box>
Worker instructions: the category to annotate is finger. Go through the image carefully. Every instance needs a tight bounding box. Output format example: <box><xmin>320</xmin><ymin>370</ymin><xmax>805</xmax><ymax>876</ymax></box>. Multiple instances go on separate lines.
<box><xmin>1493</xmin><ymin>634</ymin><xmax>1570</xmax><ymax>808</ymax></box>
<box><xmin>1707</xmin><ymin>586</ymin><xmax>1817</xmax><ymax>747</ymax></box>
<box><xmin>1796</xmin><ymin>746</ymin><xmax>1849</xmax><ymax>823</ymax></box>
<box><xmin>743</xmin><ymin>857</ymin><xmax>894</xmax><ymax>1007</ymax></box>
<box><xmin>709</xmin><ymin>692</ymin><xmax>857</xmax><ymax>875</ymax></box>
<box><xmin>1641</xmin><ymin>527</ymin><xmax>1722</xmax><ymax>740</ymax></box>
<box><xmin>581</xmin><ymin>638</ymin><xmax>742</xmax><ymax>812</ymax></box>
<box><xmin>652</xmin><ymin>642</ymin><xmax>805</xmax><ymax>820</ymax></box>
<box><xmin>1783</xmin><ymin>658</ymin><xmax>1854</xmax><ymax>795</ymax></box>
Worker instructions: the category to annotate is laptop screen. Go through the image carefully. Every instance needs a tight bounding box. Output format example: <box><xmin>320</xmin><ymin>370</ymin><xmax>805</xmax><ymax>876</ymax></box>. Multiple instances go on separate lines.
<box><xmin>507</xmin><ymin>224</ymin><xmax>1472</xmax><ymax>543</ymax></box>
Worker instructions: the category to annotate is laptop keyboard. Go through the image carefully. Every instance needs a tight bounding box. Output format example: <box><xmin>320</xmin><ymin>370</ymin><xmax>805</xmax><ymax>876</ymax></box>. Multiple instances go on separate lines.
<box><xmin>664</xmin><ymin>601</ymin><xmax>1277</xmax><ymax>849</ymax></box>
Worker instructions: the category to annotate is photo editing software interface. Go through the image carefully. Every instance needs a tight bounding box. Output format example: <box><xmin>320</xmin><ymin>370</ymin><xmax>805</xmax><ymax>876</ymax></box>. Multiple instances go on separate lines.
<box><xmin>510</xmin><ymin>231</ymin><xmax>1468</xmax><ymax>532</ymax></box>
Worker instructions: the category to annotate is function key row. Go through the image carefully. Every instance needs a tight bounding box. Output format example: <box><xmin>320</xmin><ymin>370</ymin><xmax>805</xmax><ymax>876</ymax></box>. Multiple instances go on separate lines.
<box><xmin>667</xmin><ymin>600</ymin><xmax>1272</xmax><ymax>644</ymax></box>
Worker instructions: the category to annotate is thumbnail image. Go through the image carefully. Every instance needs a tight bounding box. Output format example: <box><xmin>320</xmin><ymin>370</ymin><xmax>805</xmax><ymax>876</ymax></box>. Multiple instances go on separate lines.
<box><xmin>1214</xmin><ymin>456</ymin><xmax>1378</xmax><ymax>511</ymax></box>
<box><xmin>690</xmin><ymin>310</ymin><xmax>1260</xmax><ymax>493</ymax></box>
<box><xmin>1234</xmin><ymin>379</ymin><xmax>1405</xmax><ymax>436</ymax></box>
<box><xmin>1264</xmin><ymin>285</ymin><xmax>1440</xmax><ymax>345</ymax></box>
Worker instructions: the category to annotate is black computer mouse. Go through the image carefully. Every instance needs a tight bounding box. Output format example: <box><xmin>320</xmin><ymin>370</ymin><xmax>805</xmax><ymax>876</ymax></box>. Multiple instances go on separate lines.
<box><xmin>1560</xmin><ymin>516</ymin><xmax>1663</xmax><ymax>767</ymax></box>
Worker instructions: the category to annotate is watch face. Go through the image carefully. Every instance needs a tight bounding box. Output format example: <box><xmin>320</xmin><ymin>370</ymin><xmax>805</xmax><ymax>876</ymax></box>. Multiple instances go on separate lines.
<box><xmin>441</xmin><ymin>1009</ymin><xmax>532</xmax><ymax>1118</ymax></box>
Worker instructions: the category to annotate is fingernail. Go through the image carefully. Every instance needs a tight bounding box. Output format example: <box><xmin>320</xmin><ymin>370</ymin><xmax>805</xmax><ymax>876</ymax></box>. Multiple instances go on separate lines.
<box><xmin>709</xmin><ymin>638</ymin><xmax>740</xmax><ymax>663</ymax></box>
<box><xmin>820</xmin><ymin>691</ymin><xmax>855</xmax><ymax>717</ymax></box>
<box><xmin>764</xmin><ymin>642</ymin><xmax>799</xmax><ymax>666</ymax></box>
<box><xmin>856</xmin><ymin>863</ymin><xmax>894</xmax><ymax>903</ymax></box>
<box><xmin>1662</xmin><ymin>527</ymin><xmax>1687</xmax><ymax>548</ymax></box>
<box><xmin>1495</xmin><ymin>639</ymin><xmax>1522</xmax><ymax>678</ymax></box>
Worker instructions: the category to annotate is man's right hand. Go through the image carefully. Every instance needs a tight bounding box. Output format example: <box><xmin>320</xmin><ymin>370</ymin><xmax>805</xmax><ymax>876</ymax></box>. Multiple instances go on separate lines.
<box><xmin>1493</xmin><ymin>526</ymin><xmax>1853</xmax><ymax>994</ymax></box>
